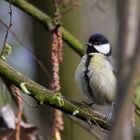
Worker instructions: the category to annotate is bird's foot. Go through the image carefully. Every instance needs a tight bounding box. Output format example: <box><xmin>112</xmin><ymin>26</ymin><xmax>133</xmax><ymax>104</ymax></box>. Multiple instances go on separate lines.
<box><xmin>87</xmin><ymin>118</ymin><xmax>93</xmax><ymax>128</ymax></box>
<box><xmin>106</xmin><ymin>111</ymin><xmax>113</xmax><ymax>122</ymax></box>
<box><xmin>106</xmin><ymin>103</ymin><xmax>114</xmax><ymax>122</ymax></box>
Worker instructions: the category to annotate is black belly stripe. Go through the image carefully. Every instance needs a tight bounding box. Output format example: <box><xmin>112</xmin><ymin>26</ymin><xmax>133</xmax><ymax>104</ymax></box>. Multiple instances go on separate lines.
<box><xmin>84</xmin><ymin>54</ymin><xmax>95</xmax><ymax>99</ymax></box>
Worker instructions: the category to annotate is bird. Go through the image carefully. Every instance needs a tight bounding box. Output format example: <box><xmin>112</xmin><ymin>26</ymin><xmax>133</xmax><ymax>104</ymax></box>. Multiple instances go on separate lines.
<box><xmin>75</xmin><ymin>33</ymin><xmax>117</xmax><ymax>106</ymax></box>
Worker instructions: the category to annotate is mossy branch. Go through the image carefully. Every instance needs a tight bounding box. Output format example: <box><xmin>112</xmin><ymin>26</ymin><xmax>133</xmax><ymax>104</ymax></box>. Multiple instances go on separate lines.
<box><xmin>4</xmin><ymin>0</ymin><xmax>84</xmax><ymax>57</ymax></box>
<box><xmin>0</xmin><ymin>59</ymin><xmax>110</xmax><ymax>130</ymax></box>
<box><xmin>2</xmin><ymin>0</ymin><xmax>110</xmax><ymax>132</ymax></box>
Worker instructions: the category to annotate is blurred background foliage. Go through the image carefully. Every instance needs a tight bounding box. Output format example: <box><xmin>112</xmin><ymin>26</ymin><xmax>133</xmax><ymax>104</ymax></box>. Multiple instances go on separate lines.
<box><xmin>0</xmin><ymin>0</ymin><xmax>140</xmax><ymax>140</ymax></box>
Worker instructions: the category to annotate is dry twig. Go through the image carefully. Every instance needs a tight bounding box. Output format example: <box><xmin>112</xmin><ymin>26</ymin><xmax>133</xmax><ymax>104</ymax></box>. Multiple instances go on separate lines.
<box><xmin>11</xmin><ymin>85</ymin><xmax>23</xmax><ymax>140</ymax></box>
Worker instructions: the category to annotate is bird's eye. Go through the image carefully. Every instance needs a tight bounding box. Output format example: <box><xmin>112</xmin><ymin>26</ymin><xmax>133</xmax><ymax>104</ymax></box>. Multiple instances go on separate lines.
<box><xmin>94</xmin><ymin>42</ymin><xmax>100</xmax><ymax>45</ymax></box>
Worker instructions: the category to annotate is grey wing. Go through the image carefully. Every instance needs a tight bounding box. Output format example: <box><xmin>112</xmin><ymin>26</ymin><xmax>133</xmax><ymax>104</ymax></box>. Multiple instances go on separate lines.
<box><xmin>107</xmin><ymin>56</ymin><xmax>118</xmax><ymax>79</ymax></box>
<box><xmin>75</xmin><ymin>56</ymin><xmax>91</xmax><ymax>101</ymax></box>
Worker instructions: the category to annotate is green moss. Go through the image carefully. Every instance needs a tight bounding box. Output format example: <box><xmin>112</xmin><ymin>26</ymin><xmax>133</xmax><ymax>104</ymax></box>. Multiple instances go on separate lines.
<box><xmin>34</xmin><ymin>92</ymin><xmax>44</xmax><ymax>102</ymax></box>
<box><xmin>50</xmin><ymin>92</ymin><xmax>64</xmax><ymax>107</ymax></box>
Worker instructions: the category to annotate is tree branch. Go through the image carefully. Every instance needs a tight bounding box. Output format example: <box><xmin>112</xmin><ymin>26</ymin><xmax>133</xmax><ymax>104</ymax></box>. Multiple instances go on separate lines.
<box><xmin>0</xmin><ymin>59</ymin><xmax>110</xmax><ymax>130</ymax></box>
<box><xmin>4</xmin><ymin>0</ymin><xmax>84</xmax><ymax>57</ymax></box>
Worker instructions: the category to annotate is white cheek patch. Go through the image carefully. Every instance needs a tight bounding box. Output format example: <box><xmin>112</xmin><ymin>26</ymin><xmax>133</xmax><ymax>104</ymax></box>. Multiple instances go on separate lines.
<box><xmin>94</xmin><ymin>43</ymin><xmax>110</xmax><ymax>54</ymax></box>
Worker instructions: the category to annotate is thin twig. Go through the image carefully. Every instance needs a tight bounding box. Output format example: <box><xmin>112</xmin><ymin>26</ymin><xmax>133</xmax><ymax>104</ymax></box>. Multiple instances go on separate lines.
<box><xmin>1</xmin><ymin>0</ymin><xmax>12</xmax><ymax>53</ymax></box>
<box><xmin>13</xmin><ymin>90</ymin><xmax>39</xmax><ymax>108</ymax></box>
<box><xmin>0</xmin><ymin>18</ymin><xmax>51</xmax><ymax>81</ymax></box>
<box><xmin>13</xmin><ymin>86</ymin><xmax>22</xmax><ymax>140</ymax></box>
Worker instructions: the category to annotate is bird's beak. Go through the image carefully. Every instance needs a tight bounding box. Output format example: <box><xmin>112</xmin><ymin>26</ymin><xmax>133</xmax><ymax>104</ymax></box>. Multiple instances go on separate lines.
<box><xmin>86</xmin><ymin>43</ymin><xmax>92</xmax><ymax>47</ymax></box>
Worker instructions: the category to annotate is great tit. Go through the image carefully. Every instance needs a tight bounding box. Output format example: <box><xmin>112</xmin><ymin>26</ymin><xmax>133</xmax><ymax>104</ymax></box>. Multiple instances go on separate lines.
<box><xmin>75</xmin><ymin>33</ymin><xmax>116</xmax><ymax>105</ymax></box>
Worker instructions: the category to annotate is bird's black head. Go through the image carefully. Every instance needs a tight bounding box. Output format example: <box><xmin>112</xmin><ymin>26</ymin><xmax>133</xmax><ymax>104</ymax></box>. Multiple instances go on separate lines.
<box><xmin>86</xmin><ymin>33</ymin><xmax>111</xmax><ymax>56</ymax></box>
